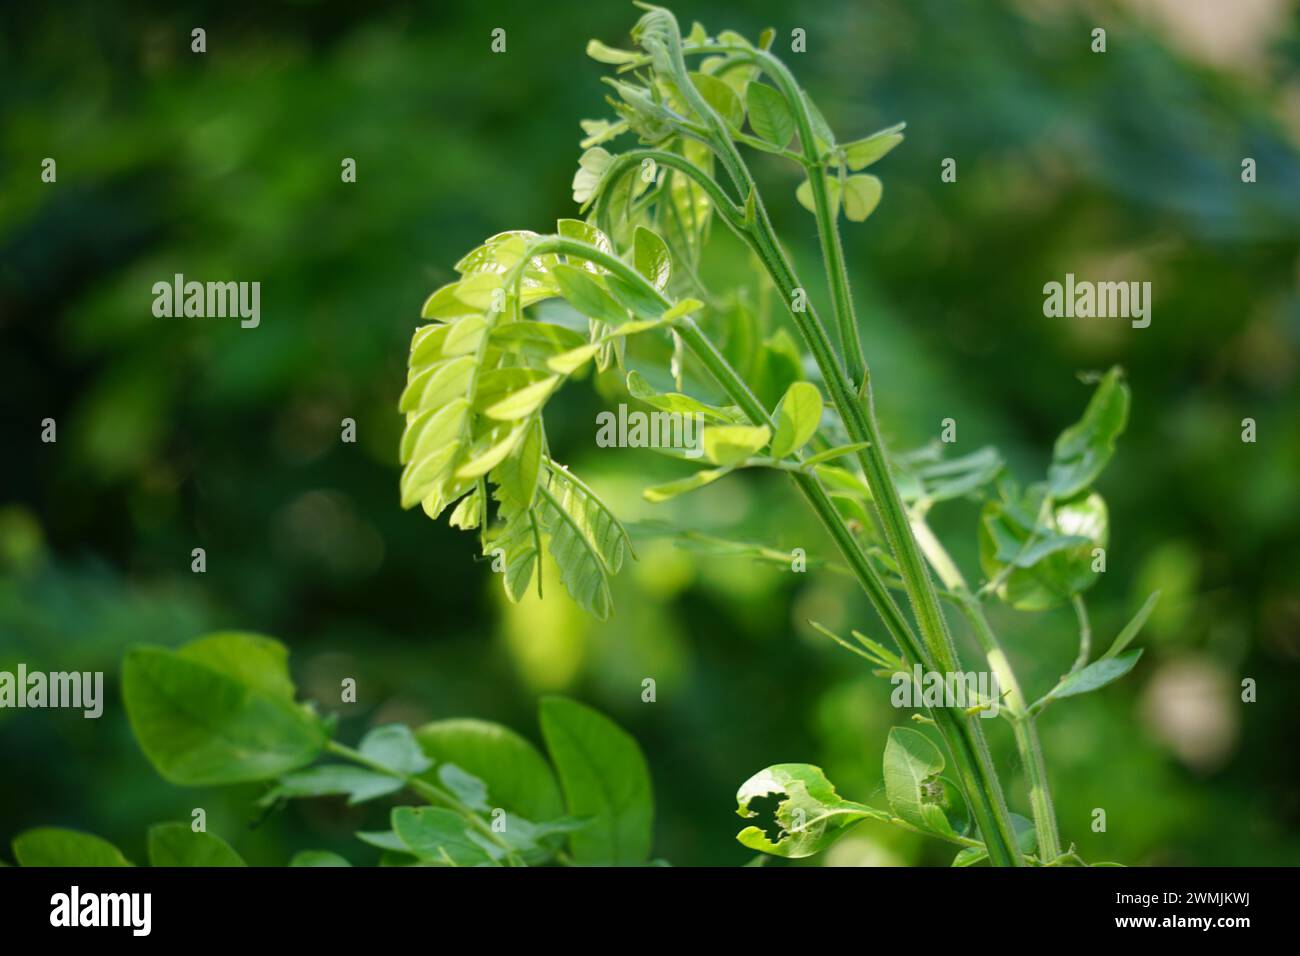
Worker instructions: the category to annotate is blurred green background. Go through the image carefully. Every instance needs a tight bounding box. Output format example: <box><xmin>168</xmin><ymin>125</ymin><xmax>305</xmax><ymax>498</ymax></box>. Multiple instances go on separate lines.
<box><xmin>2</xmin><ymin>0</ymin><xmax>1298</xmax><ymax>866</ymax></box>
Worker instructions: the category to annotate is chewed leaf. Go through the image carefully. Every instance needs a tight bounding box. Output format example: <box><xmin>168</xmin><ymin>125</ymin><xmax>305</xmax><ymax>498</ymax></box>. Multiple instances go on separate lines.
<box><xmin>735</xmin><ymin>763</ymin><xmax>883</xmax><ymax>859</ymax></box>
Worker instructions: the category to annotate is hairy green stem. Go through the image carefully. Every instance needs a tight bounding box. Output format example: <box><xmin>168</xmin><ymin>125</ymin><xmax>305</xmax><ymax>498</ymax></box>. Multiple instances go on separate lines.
<box><xmin>908</xmin><ymin>514</ymin><xmax>1063</xmax><ymax>861</ymax></box>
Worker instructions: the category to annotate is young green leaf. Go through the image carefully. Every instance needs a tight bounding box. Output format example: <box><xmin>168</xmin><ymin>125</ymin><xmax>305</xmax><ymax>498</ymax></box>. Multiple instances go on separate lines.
<box><xmin>359</xmin><ymin>724</ymin><xmax>434</xmax><ymax>776</ymax></box>
<box><xmin>689</xmin><ymin>72</ymin><xmax>745</xmax><ymax>128</ymax></box>
<box><xmin>702</xmin><ymin>424</ymin><xmax>771</xmax><ymax>466</ymax></box>
<box><xmin>551</xmin><ymin>263</ymin><xmax>627</xmax><ymax>325</ymax></box>
<box><xmin>745</xmin><ymin>82</ymin><xmax>795</xmax><ymax>148</ymax></box>
<box><xmin>841</xmin><ymin>174</ymin><xmax>883</xmax><ymax>222</ymax></box>
<box><xmin>626</xmin><ymin>370</ymin><xmax>738</xmax><ymax>422</ymax></box>
<box><xmin>13</xmin><ymin>828</ymin><xmax>133</xmax><ymax>867</ymax></box>
<box><xmin>838</xmin><ymin>122</ymin><xmax>905</xmax><ymax>170</ymax></box>
<box><xmin>1047</xmin><ymin>366</ymin><xmax>1130</xmax><ymax>498</ymax></box>
<box><xmin>147</xmin><ymin>824</ymin><xmax>245</xmax><ymax>867</ymax></box>
<box><xmin>539</xmin><ymin>696</ymin><xmax>653</xmax><ymax>866</ymax></box>
<box><xmin>122</xmin><ymin>635</ymin><xmax>327</xmax><ymax>786</ymax></box>
<box><xmin>643</xmin><ymin>466</ymin><xmax>733</xmax><ymax>503</ymax></box>
<box><xmin>1101</xmin><ymin>592</ymin><xmax>1160</xmax><ymax>661</ymax></box>
<box><xmin>795</xmin><ymin>175</ymin><xmax>841</xmax><ymax>218</ymax></box>
<box><xmin>483</xmin><ymin>375</ymin><xmax>561</xmax><ymax>421</ymax></box>
<box><xmin>770</xmin><ymin>381</ymin><xmax>823</xmax><ymax>459</ymax></box>
<box><xmin>800</xmin><ymin>441</ymin><xmax>872</xmax><ymax>467</ymax></box>
<box><xmin>1045</xmin><ymin>650</ymin><xmax>1144</xmax><ymax>703</ymax></box>
<box><xmin>633</xmin><ymin>226</ymin><xmax>672</xmax><ymax>291</ymax></box>
<box><xmin>586</xmin><ymin>38</ymin><xmax>641</xmax><ymax>64</ymax></box>
<box><xmin>979</xmin><ymin>488</ymin><xmax>1108</xmax><ymax>610</ymax></box>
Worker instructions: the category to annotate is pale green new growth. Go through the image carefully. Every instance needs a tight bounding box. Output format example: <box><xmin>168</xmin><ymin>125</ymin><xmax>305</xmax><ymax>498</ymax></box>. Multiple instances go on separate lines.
<box><xmin>390</xmin><ymin>5</ymin><xmax>1153</xmax><ymax>867</ymax></box>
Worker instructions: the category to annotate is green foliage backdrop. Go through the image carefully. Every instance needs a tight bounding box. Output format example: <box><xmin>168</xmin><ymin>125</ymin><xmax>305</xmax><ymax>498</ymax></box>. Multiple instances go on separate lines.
<box><xmin>2</xmin><ymin>0</ymin><xmax>1298</xmax><ymax>865</ymax></box>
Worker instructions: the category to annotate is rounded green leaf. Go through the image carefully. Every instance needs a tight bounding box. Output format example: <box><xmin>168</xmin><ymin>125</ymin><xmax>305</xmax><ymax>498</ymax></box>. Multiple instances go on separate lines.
<box><xmin>415</xmin><ymin>717</ymin><xmax>565</xmax><ymax>823</ymax></box>
<box><xmin>122</xmin><ymin>635</ymin><xmax>327</xmax><ymax>786</ymax></box>
<box><xmin>13</xmin><ymin>828</ymin><xmax>132</xmax><ymax>867</ymax></box>
<box><xmin>702</xmin><ymin>424</ymin><xmax>771</xmax><ymax>466</ymax></box>
<box><xmin>842</xmin><ymin>174</ymin><xmax>883</xmax><ymax>222</ymax></box>
<box><xmin>770</xmin><ymin>381</ymin><xmax>823</xmax><ymax>459</ymax></box>
<box><xmin>147</xmin><ymin>824</ymin><xmax>245</xmax><ymax>867</ymax></box>
<box><xmin>689</xmin><ymin>72</ymin><xmax>745</xmax><ymax>128</ymax></box>
<box><xmin>290</xmin><ymin>850</ymin><xmax>352</xmax><ymax>867</ymax></box>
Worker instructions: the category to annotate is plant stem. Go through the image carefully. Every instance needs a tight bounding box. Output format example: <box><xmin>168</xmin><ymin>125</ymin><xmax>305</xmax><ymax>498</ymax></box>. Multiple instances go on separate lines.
<box><xmin>673</xmin><ymin>122</ymin><xmax>1024</xmax><ymax>861</ymax></box>
<box><xmin>907</xmin><ymin>514</ymin><xmax>1064</xmax><ymax>861</ymax></box>
<box><xmin>520</xmin><ymin>233</ymin><xmax>1022</xmax><ymax>865</ymax></box>
<box><xmin>1070</xmin><ymin>594</ymin><xmax>1092</xmax><ymax>673</ymax></box>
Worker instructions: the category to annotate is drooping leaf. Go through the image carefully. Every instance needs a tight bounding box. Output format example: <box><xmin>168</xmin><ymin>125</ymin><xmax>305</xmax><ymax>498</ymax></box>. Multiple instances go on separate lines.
<box><xmin>147</xmin><ymin>824</ymin><xmax>245</xmax><ymax>867</ymax></box>
<box><xmin>535</xmin><ymin>463</ymin><xmax>633</xmax><ymax>620</ymax></box>
<box><xmin>1047</xmin><ymin>367</ymin><xmax>1130</xmax><ymax>498</ymax></box>
<box><xmin>539</xmin><ymin>696</ymin><xmax>653</xmax><ymax>866</ymax></box>
<box><xmin>122</xmin><ymin>635</ymin><xmax>327</xmax><ymax>786</ymax></box>
<box><xmin>586</xmin><ymin>38</ymin><xmax>641</xmax><ymax>64</ymax></box>
<box><xmin>643</xmin><ymin>466</ymin><xmax>733</xmax><ymax>503</ymax></box>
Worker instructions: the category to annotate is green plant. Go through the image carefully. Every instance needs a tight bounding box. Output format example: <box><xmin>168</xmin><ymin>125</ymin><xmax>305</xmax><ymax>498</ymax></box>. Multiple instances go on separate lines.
<box><xmin>398</xmin><ymin>5</ymin><xmax>1155</xmax><ymax>866</ymax></box>
<box><xmin>7</xmin><ymin>632</ymin><xmax>658</xmax><ymax>867</ymax></box>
